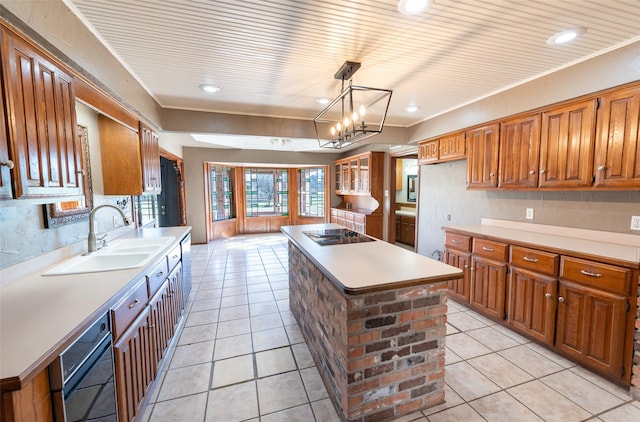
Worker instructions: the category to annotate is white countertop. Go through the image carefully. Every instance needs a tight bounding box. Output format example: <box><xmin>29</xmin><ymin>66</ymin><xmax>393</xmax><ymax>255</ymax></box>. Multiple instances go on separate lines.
<box><xmin>443</xmin><ymin>219</ymin><xmax>640</xmax><ymax>266</ymax></box>
<box><xmin>0</xmin><ymin>226</ymin><xmax>191</xmax><ymax>388</ymax></box>
<box><xmin>281</xmin><ymin>224</ymin><xmax>462</xmax><ymax>294</ymax></box>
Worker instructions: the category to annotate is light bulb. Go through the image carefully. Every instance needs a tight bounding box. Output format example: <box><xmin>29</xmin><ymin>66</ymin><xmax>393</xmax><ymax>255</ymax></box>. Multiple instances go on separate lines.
<box><xmin>336</xmin><ymin>122</ymin><xmax>342</xmax><ymax>131</ymax></box>
<box><xmin>359</xmin><ymin>105</ymin><xmax>366</xmax><ymax>119</ymax></box>
<box><xmin>344</xmin><ymin>117</ymin><xmax>350</xmax><ymax>127</ymax></box>
<box><xmin>352</xmin><ymin>111</ymin><xmax>359</xmax><ymax>121</ymax></box>
<box><xmin>331</xmin><ymin>127</ymin><xmax>336</xmax><ymax>136</ymax></box>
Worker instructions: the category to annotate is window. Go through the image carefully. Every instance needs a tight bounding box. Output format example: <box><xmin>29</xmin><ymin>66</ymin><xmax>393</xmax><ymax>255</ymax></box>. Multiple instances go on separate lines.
<box><xmin>245</xmin><ymin>168</ymin><xmax>288</xmax><ymax>217</ymax></box>
<box><xmin>209</xmin><ymin>166</ymin><xmax>235</xmax><ymax>221</ymax></box>
<box><xmin>299</xmin><ymin>167</ymin><xmax>325</xmax><ymax>217</ymax></box>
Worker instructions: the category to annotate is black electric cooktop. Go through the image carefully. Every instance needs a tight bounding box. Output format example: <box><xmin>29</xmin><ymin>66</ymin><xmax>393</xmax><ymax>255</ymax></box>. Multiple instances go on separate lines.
<box><xmin>303</xmin><ymin>228</ymin><xmax>375</xmax><ymax>246</ymax></box>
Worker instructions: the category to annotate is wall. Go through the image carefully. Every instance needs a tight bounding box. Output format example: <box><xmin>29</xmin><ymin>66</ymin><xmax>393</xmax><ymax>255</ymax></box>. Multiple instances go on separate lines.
<box><xmin>0</xmin><ymin>103</ymin><xmax>134</xmax><ymax>269</ymax></box>
<box><xmin>416</xmin><ymin>160</ymin><xmax>640</xmax><ymax>258</ymax></box>
<box><xmin>183</xmin><ymin>147</ymin><xmax>341</xmax><ymax>244</ymax></box>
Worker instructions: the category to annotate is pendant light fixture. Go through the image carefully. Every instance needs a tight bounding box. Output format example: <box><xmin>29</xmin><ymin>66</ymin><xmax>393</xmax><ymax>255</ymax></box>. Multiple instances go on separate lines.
<box><xmin>313</xmin><ymin>61</ymin><xmax>392</xmax><ymax>149</ymax></box>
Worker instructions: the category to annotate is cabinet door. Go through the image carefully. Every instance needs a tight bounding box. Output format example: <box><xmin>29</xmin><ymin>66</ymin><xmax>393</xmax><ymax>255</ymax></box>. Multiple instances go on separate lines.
<box><xmin>466</xmin><ymin>124</ymin><xmax>500</xmax><ymax>189</ymax></box>
<box><xmin>507</xmin><ymin>267</ymin><xmax>556</xmax><ymax>345</ymax></box>
<box><xmin>439</xmin><ymin>132</ymin><xmax>466</xmax><ymax>161</ymax></box>
<box><xmin>149</xmin><ymin>280</ymin><xmax>173</xmax><ymax>371</ymax></box>
<box><xmin>555</xmin><ymin>281</ymin><xmax>626</xmax><ymax>379</ymax></box>
<box><xmin>140</xmin><ymin>122</ymin><xmax>161</xmax><ymax>193</ymax></box>
<box><xmin>539</xmin><ymin>99</ymin><xmax>596</xmax><ymax>188</ymax></box>
<box><xmin>0</xmin><ymin>73</ymin><xmax>12</xmax><ymax>199</ymax></box>
<box><xmin>444</xmin><ymin>248</ymin><xmax>471</xmax><ymax>303</ymax></box>
<box><xmin>114</xmin><ymin>306</ymin><xmax>154</xmax><ymax>422</ymax></box>
<box><xmin>418</xmin><ymin>139</ymin><xmax>439</xmax><ymax>164</ymax></box>
<box><xmin>2</xmin><ymin>29</ymin><xmax>81</xmax><ymax>198</ymax></box>
<box><xmin>334</xmin><ymin>163</ymin><xmax>341</xmax><ymax>192</ymax></box>
<box><xmin>499</xmin><ymin>114</ymin><xmax>540</xmax><ymax>188</ymax></box>
<box><xmin>359</xmin><ymin>155</ymin><xmax>369</xmax><ymax>192</ymax></box>
<box><xmin>470</xmin><ymin>256</ymin><xmax>507</xmax><ymax>319</ymax></box>
<box><xmin>168</xmin><ymin>262</ymin><xmax>184</xmax><ymax>328</ymax></box>
<box><xmin>594</xmin><ymin>85</ymin><xmax>640</xmax><ymax>187</ymax></box>
<box><xmin>349</xmin><ymin>158</ymin><xmax>359</xmax><ymax>192</ymax></box>
<box><xmin>340</xmin><ymin>161</ymin><xmax>349</xmax><ymax>193</ymax></box>
<box><xmin>99</xmin><ymin>115</ymin><xmax>142</xmax><ymax>195</ymax></box>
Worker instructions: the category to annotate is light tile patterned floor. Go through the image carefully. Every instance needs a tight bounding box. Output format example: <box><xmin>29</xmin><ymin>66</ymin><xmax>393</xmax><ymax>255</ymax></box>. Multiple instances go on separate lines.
<box><xmin>141</xmin><ymin>233</ymin><xmax>640</xmax><ymax>422</ymax></box>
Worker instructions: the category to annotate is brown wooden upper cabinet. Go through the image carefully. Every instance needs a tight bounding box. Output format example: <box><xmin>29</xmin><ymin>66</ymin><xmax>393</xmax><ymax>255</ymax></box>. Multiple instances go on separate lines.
<box><xmin>333</xmin><ymin>151</ymin><xmax>381</xmax><ymax>195</ymax></box>
<box><xmin>99</xmin><ymin>116</ymin><xmax>161</xmax><ymax>195</ymax></box>
<box><xmin>593</xmin><ymin>85</ymin><xmax>640</xmax><ymax>188</ymax></box>
<box><xmin>539</xmin><ymin>98</ymin><xmax>597</xmax><ymax>188</ymax></box>
<box><xmin>499</xmin><ymin>114</ymin><xmax>541</xmax><ymax>188</ymax></box>
<box><xmin>0</xmin><ymin>25</ymin><xmax>82</xmax><ymax>199</ymax></box>
<box><xmin>139</xmin><ymin>122</ymin><xmax>161</xmax><ymax>194</ymax></box>
<box><xmin>466</xmin><ymin>124</ymin><xmax>500</xmax><ymax>189</ymax></box>
<box><xmin>418</xmin><ymin>131</ymin><xmax>465</xmax><ymax>164</ymax></box>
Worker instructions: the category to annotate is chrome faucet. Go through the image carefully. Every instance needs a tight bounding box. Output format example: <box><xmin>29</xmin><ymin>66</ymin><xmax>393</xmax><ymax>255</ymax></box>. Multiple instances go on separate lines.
<box><xmin>88</xmin><ymin>204</ymin><xmax>132</xmax><ymax>253</ymax></box>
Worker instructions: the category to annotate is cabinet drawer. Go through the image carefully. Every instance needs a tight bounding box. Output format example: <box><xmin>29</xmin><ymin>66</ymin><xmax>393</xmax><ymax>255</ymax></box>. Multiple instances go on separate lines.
<box><xmin>473</xmin><ymin>238</ymin><xmax>508</xmax><ymax>261</ymax></box>
<box><xmin>167</xmin><ymin>244</ymin><xmax>181</xmax><ymax>272</ymax></box>
<box><xmin>444</xmin><ymin>232</ymin><xmax>471</xmax><ymax>252</ymax></box>
<box><xmin>510</xmin><ymin>246</ymin><xmax>559</xmax><ymax>276</ymax></box>
<box><xmin>560</xmin><ymin>257</ymin><xmax>631</xmax><ymax>295</ymax></box>
<box><xmin>147</xmin><ymin>257</ymin><xmax>169</xmax><ymax>297</ymax></box>
<box><xmin>353</xmin><ymin>213</ymin><xmax>365</xmax><ymax>224</ymax></box>
<box><xmin>111</xmin><ymin>278</ymin><xmax>149</xmax><ymax>340</ymax></box>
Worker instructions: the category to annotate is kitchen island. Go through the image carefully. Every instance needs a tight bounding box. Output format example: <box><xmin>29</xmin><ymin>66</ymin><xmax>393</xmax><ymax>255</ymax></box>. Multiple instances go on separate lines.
<box><xmin>281</xmin><ymin>224</ymin><xmax>462</xmax><ymax>422</ymax></box>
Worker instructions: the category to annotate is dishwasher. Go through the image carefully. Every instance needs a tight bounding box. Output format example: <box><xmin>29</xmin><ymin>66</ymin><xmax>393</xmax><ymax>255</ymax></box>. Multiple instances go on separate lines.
<box><xmin>49</xmin><ymin>312</ymin><xmax>118</xmax><ymax>421</ymax></box>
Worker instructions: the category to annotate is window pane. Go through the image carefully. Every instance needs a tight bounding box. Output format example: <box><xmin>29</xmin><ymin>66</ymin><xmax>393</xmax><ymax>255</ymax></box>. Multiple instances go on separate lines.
<box><xmin>298</xmin><ymin>167</ymin><xmax>325</xmax><ymax>217</ymax></box>
<box><xmin>245</xmin><ymin>168</ymin><xmax>288</xmax><ymax>217</ymax></box>
<box><xmin>210</xmin><ymin>165</ymin><xmax>235</xmax><ymax>221</ymax></box>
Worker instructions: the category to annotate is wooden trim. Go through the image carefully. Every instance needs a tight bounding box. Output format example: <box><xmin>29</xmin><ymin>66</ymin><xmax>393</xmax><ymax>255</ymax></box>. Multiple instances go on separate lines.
<box><xmin>74</xmin><ymin>76</ymin><xmax>138</xmax><ymax>130</ymax></box>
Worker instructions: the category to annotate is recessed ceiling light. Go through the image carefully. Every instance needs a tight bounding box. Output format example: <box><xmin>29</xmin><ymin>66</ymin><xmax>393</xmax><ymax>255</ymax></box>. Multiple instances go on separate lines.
<box><xmin>397</xmin><ymin>0</ymin><xmax>430</xmax><ymax>16</ymax></box>
<box><xmin>547</xmin><ymin>28</ymin><xmax>586</xmax><ymax>45</ymax></box>
<box><xmin>404</xmin><ymin>105</ymin><xmax>420</xmax><ymax>113</ymax></box>
<box><xmin>315</xmin><ymin>97</ymin><xmax>331</xmax><ymax>105</ymax></box>
<box><xmin>200</xmin><ymin>84</ymin><xmax>221</xmax><ymax>93</ymax></box>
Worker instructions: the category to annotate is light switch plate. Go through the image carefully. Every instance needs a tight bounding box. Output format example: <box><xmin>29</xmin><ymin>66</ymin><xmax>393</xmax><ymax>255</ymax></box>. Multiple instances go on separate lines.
<box><xmin>526</xmin><ymin>208</ymin><xmax>534</xmax><ymax>220</ymax></box>
<box><xmin>631</xmin><ymin>216</ymin><xmax>640</xmax><ymax>231</ymax></box>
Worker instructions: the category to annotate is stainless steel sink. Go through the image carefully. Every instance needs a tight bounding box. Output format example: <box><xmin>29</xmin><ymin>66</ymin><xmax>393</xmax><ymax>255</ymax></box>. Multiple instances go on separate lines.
<box><xmin>42</xmin><ymin>236</ymin><xmax>174</xmax><ymax>276</ymax></box>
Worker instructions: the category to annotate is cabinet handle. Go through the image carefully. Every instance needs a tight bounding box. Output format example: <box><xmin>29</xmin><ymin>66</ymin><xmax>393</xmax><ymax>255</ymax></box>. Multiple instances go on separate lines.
<box><xmin>489</xmin><ymin>172</ymin><xmax>495</xmax><ymax>177</ymax></box>
<box><xmin>148</xmin><ymin>324</ymin><xmax>155</xmax><ymax>329</ymax></box>
<box><xmin>172</xmin><ymin>254</ymin><xmax>179</xmax><ymax>259</ymax></box>
<box><xmin>464</xmin><ymin>265</ymin><xmax>469</xmax><ymax>269</ymax></box>
<box><xmin>529</xmin><ymin>170</ymin><xmax>536</xmax><ymax>175</ymax></box>
<box><xmin>558</xmin><ymin>296</ymin><xmax>565</xmax><ymax>303</ymax></box>
<box><xmin>451</xmin><ymin>239</ymin><xmax>461</xmax><ymax>244</ymax></box>
<box><xmin>128</xmin><ymin>299</ymin><xmax>140</xmax><ymax>309</ymax></box>
<box><xmin>482</xmin><ymin>246</ymin><xmax>494</xmax><ymax>252</ymax></box>
<box><xmin>156</xmin><ymin>271</ymin><xmax>164</xmax><ymax>278</ymax></box>
<box><xmin>523</xmin><ymin>256</ymin><xmax>539</xmax><ymax>263</ymax></box>
<box><xmin>470</xmin><ymin>267</ymin><xmax>475</xmax><ymax>272</ymax></box>
<box><xmin>0</xmin><ymin>160</ymin><xmax>14</xmax><ymax>170</ymax></box>
<box><xmin>539</xmin><ymin>169</ymin><xmax>546</xmax><ymax>174</ymax></box>
<box><xmin>545</xmin><ymin>293</ymin><xmax>552</xmax><ymax>299</ymax></box>
<box><xmin>580</xmin><ymin>269</ymin><xmax>602</xmax><ymax>278</ymax></box>
<box><xmin>597</xmin><ymin>165</ymin><xmax>605</xmax><ymax>171</ymax></box>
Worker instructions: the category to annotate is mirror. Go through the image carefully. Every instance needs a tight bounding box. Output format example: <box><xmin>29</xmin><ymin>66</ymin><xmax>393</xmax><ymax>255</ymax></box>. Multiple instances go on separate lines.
<box><xmin>43</xmin><ymin>125</ymin><xmax>93</xmax><ymax>227</ymax></box>
<box><xmin>407</xmin><ymin>175</ymin><xmax>417</xmax><ymax>202</ymax></box>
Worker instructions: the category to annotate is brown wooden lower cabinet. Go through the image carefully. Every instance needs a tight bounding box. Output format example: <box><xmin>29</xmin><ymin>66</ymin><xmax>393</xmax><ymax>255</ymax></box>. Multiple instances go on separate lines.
<box><xmin>470</xmin><ymin>256</ymin><xmax>507</xmax><ymax>320</ymax></box>
<box><xmin>149</xmin><ymin>279</ymin><xmax>174</xmax><ymax>372</ymax></box>
<box><xmin>168</xmin><ymin>263</ymin><xmax>184</xmax><ymax>329</ymax></box>
<box><xmin>113</xmin><ymin>307</ymin><xmax>154</xmax><ymax>422</ymax></box>
<box><xmin>555</xmin><ymin>280</ymin><xmax>627</xmax><ymax>378</ymax></box>
<box><xmin>507</xmin><ymin>267</ymin><xmax>557</xmax><ymax>345</ymax></box>
<box><xmin>443</xmin><ymin>228</ymin><xmax>637</xmax><ymax>385</ymax></box>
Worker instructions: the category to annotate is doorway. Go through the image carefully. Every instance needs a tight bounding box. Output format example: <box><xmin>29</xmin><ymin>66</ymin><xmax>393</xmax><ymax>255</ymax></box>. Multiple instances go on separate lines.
<box><xmin>388</xmin><ymin>151</ymin><xmax>419</xmax><ymax>249</ymax></box>
<box><xmin>158</xmin><ymin>150</ymin><xmax>187</xmax><ymax>227</ymax></box>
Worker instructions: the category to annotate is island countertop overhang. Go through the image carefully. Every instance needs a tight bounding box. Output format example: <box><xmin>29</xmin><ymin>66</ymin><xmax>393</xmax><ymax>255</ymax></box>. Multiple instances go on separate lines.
<box><xmin>281</xmin><ymin>224</ymin><xmax>462</xmax><ymax>295</ymax></box>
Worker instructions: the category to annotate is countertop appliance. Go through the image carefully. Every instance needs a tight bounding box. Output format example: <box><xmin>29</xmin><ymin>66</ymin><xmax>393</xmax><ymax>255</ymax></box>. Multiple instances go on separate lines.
<box><xmin>49</xmin><ymin>312</ymin><xmax>117</xmax><ymax>421</ymax></box>
<box><xmin>303</xmin><ymin>228</ymin><xmax>375</xmax><ymax>246</ymax></box>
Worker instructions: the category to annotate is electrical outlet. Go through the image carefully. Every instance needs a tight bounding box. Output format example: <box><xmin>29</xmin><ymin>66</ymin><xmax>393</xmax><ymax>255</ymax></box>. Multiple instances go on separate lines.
<box><xmin>113</xmin><ymin>216</ymin><xmax>119</xmax><ymax>227</ymax></box>
<box><xmin>631</xmin><ymin>216</ymin><xmax>640</xmax><ymax>231</ymax></box>
<box><xmin>526</xmin><ymin>208</ymin><xmax>534</xmax><ymax>220</ymax></box>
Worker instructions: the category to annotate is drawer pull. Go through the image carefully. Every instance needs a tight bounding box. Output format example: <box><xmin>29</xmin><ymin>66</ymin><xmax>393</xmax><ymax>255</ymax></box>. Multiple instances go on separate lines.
<box><xmin>148</xmin><ymin>324</ymin><xmax>155</xmax><ymax>329</ymax></box>
<box><xmin>523</xmin><ymin>256</ymin><xmax>539</xmax><ymax>263</ymax></box>
<box><xmin>128</xmin><ymin>299</ymin><xmax>140</xmax><ymax>309</ymax></box>
<box><xmin>172</xmin><ymin>254</ymin><xmax>179</xmax><ymax>259</ymax></box>
<box><xmin>451</xmin><ymin>239</ymin><xmax>461</xmax><ymax>244</ymax></box>
<box><xmin>156</xmin><ymin>271</ymin><xmax>164</xmax><ymax>278</ymax></box>
<box><xmin>529</xmin><ymin>170</ymin><xmax>535</xmax><ymax>175</ymax></box>
<box><xmin>580</xmin><ymin>269</ymin><xmax>602</xmax><ymax>278</ymax></box>
<box><xmin>464</xmin><ymin>265</ymin><xmax>469</xmax><ymax>269</ymax></box>
<box><xmin>482</xmin><ymin>246</ymin><xmax>494</xmax><ymax>252</ymax></box>
<box><xmin>558</xmin><ymin>296</ymin><xmax>565</xmax><ymax>303</ymax></box>
<box><xmin>545</xmin><ymin>293</ymin><xmax>552</xmax><ymax>299</ymax></box>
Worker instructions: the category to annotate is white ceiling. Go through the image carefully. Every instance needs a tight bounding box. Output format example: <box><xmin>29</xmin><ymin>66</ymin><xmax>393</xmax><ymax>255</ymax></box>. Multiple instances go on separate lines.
<box><xmin>64</xmin><ymin>0</ymin><xmax>640</xmax><ymax>151</ymax></box>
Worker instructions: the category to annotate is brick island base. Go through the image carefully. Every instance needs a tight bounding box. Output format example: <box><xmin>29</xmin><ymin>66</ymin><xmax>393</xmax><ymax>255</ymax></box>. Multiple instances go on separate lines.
<box><xmin>288</xmin><ymin>242</ymin><xmax>449</xmax><ymax>421</ymax></box>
